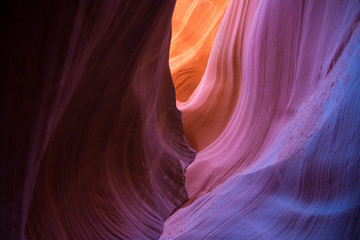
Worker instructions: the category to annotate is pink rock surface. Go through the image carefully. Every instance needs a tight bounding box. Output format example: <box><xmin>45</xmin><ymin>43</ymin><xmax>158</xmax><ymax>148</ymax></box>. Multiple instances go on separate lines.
<box><xmin>163</xmin><ymin>0</ymin><xmax>360</xmax><ymax>239</ymax></box>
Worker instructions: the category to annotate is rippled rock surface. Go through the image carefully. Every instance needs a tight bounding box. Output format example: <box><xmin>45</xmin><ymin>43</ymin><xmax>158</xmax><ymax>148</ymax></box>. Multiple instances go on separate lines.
<box><xmin>163</xmin><ymin>0</ymin><xmax>360</xmax><ymax>239</ymax></box>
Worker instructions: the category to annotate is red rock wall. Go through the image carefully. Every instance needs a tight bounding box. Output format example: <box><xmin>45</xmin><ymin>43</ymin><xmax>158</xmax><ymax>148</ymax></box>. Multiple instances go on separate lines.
<box><xmin>1</xmin><ymin>1</ymin><xmax>195</xmax><ymax>239</ymax></box>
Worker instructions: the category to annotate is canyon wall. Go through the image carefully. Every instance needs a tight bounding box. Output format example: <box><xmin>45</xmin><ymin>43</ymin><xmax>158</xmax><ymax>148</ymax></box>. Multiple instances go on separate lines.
<box><xmin>1</xmin><ymin>1</ymin><xmax>195</xmax><ymax>239</ymax></box>
<box><xmin>163</xmin><ymin>0</ymin><xmax>360</xmax><ymax>239</ymax></box>
<box><xmin>1</xmin><ymin>0</ymin><xmax>359</xmax><ymax>239</ymax></box>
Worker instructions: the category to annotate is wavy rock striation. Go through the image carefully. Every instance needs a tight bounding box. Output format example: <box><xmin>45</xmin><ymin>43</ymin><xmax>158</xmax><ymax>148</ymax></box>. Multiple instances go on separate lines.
<box><xmin>1</xmin><ymin>0</ymin><xmax>359</xmax><ymax>239</ymax></box>
<box><xmin>163</xmin><ymin>0</ymin><xmax>360</xmax><ymax>239</ymax></box>
<box><xmin>170</xmin><ymin>0</ymin><xmax>230</xmax><ymax>102</ymax></box>
<box><xmin>1</xmin><ymin>1</ymin><xmax>195</xmax><ymax>239</ymax></box>
<box><xmin>178</xmin><ymin>0</ymin><xmax>260</xmax><ymax>152</ymax></box>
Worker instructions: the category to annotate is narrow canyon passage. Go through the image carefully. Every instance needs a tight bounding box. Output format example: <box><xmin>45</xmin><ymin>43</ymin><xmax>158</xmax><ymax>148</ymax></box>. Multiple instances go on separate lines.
<box><xmin>1</xmin><ymin>0</ymin><xmax>359</xmax><ymax>240</ymax></box>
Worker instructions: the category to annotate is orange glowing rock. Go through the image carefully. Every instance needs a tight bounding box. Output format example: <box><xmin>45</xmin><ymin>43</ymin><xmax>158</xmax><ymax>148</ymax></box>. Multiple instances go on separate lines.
<box><xmin>170</xmin><ymin>0</ymin><xmax>231</xmax><ymax>102</ymax></box>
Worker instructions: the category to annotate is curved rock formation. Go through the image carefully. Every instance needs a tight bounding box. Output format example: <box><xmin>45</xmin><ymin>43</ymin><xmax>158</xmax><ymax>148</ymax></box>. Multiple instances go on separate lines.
<box><xmin>162</xmin><ymin>0</ymin><xmax>360</xmax><ymax>239</ymax></box>
<box><xmin>1</xmin><ymin>1</ymin><xmax>195</xmax><ymax>239</ymax></box>
<box><xmin>178</xmin><ymin>0</ymin><xmax>260</xmax><ymax>152</ymax></box>
<box><xmin>1</xmin><ymin>0</ymin><xmax>359</xmax><ymax>239</ymax></box>
<box><xmin>170</xmin><ymin>0</ymin><xmax>230</xmax><ymax>102</ymax></box>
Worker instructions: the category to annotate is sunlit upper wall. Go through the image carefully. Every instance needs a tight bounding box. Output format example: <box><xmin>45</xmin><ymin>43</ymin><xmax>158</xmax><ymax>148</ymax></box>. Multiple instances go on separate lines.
<box><xmin>170</xmin><ymin>0</ymin><xmax>230</xmax><ymax>101</ymax></box>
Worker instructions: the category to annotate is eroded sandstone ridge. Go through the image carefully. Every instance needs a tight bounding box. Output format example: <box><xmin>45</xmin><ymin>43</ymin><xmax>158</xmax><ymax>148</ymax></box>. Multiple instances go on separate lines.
<box><xmin>163</xmin><ymin>0</ymin><xmax>360</xmax><ymax>239</ymax></box>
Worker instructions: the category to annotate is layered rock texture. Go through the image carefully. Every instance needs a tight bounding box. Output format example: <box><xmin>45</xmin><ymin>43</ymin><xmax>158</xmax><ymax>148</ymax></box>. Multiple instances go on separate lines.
<box><xmin>163</xmin><ymin>0</ymin><xmax>360</xmax><ymax>239</ymax></box>
<box><xmin>1</xmin><ymin>1</ymin><xmax>195</xmax><ymax>239</ymax></box>
<box><xmin>1</xmin><ymin>0</ymin><xmax>359</xmax><ymax>239</ymax></box>
<box><xmin>170</xmin><ymin>0</ymin><xmax>230</xmax><ymax>101</ymax></box>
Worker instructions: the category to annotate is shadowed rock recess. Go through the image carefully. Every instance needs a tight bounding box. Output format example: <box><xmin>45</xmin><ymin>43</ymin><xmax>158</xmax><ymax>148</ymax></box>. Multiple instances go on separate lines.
<box><xmin>1</xmin><ymin>1</ymin><xmax>195</xmax><ymax>239</ymax></box>
<box><xmin>1</xmin><ymin>0</ymin><xmax>359</xmax><ymax>239</ymax></box>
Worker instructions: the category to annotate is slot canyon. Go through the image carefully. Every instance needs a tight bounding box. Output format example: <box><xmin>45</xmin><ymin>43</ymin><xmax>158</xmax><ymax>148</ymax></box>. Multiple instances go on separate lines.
<box><xmin>1</xmin><ymin>0</ymin><xmax>359</xmax><ymax>239</ymax></box>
